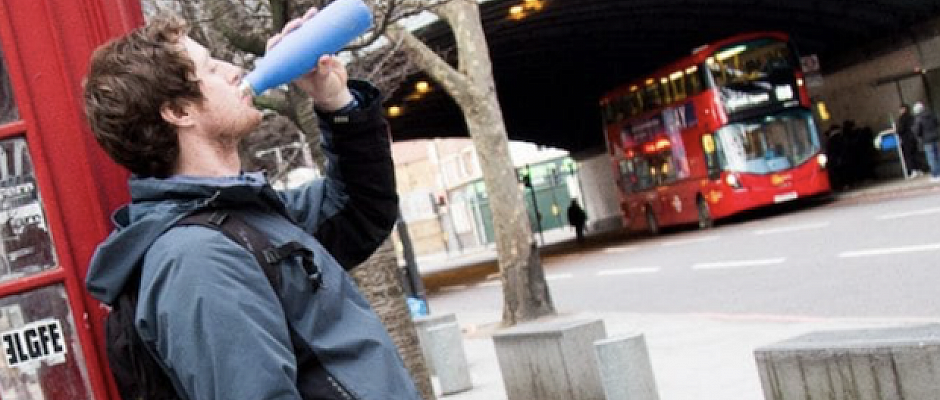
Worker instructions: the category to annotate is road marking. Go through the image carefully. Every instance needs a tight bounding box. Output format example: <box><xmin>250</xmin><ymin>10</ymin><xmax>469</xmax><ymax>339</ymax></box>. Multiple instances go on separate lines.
<box><xmin>659</xmin><ymin>235</ymin><xmax>720</xmax><ymax>247</ymax></box>
<box><xmin>839</xmin><ymin>243</ymin><xmax>940</xmax><ymax>258</ymax></box>
<box><xmin>753</xmin><ymin>222</ymin><xmax>830</xmax><ymax>235</ymax></box>
<box><xmin>602</xmin><ymin>245</ymin><xmax>640</xmax><ymax>254</ymax></box>
<box><xmin>546</xmin><ymin>273</ymin><xmax>574</xmax><ymax>281</ymax></box>
<box><xmin>597</xmin><ymin>267</ymin><xmax>661</xmax><ymax>276</ymax></box>
<box><xmin>692</xmin><ymin>258</ymin><xmax>786</xmax><ymax>270</ymax></box>
<box><xmin>693</xmin><ymin>312</ymin><xmax>827</xmax><ymax>323</ymax></box>
<box><xmin>876</xmin><ymin>207</ymin><xmax>940</xmax><ymax>220</ymax></box>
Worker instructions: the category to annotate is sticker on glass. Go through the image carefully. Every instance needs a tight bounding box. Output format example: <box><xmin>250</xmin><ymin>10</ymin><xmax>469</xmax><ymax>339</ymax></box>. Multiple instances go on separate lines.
<box><xmin>0</xmin><ymin>318</ymin><xmax>67</xmax><ymax>368</ymax></box>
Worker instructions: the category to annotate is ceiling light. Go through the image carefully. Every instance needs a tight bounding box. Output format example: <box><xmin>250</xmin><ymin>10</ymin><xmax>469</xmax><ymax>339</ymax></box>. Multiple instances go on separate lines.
<box><xmin>415</xmin><ymin>81</ymin><xmax>431</xmax><ymax>94</ymax></box>
<box><xmin>509</xmin><ymin>5</ymin><xmax>525</xmax><ymax>19</ymax></box>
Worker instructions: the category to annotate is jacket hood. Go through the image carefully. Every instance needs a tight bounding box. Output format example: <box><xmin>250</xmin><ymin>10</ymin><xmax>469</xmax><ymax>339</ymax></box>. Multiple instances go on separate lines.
<box><xmin>85</xmin><ymin>175</ymin><xmax>282</xmax><ymax>304</ymax></box>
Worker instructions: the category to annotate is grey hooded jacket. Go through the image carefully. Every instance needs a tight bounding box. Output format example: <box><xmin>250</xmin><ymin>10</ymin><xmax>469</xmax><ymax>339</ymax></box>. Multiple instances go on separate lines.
<box><xmin>85</xmin><ymin>81</ymin><xmax>421</xmax><ymax>400</ymax></box>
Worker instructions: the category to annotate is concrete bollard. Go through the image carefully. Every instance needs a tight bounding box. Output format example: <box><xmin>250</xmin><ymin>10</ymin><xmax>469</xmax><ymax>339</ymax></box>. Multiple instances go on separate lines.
<box><xmin>413</xmin><ymin>313</ymin><xmax>458</xmax><ymax>375</ymax></box>
<box><xmin>493</xmin><ymin>318</ymin><xmax>607</xmax><ymax>400</ymax></box>
<box><xmin>755</xmin><ymin>324</ymin><xmax>940</xmax><ymax>400</ymax></box>
<box><xmin>426</xmin><ymin>322</ymin><xmax>473</xmax><ymax>395</ymax></box>
<box><xmin>594</xmin><ymin>333</ymin><xmax>660</xmax><ymax>400</ymax></box>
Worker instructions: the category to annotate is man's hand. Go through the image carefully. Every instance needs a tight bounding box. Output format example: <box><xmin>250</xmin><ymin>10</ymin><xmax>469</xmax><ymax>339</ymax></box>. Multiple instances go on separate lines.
<box><xmin>266</xmin><ymin>8</ymin><xmax>355</xmax><ymax>112</ymax></box>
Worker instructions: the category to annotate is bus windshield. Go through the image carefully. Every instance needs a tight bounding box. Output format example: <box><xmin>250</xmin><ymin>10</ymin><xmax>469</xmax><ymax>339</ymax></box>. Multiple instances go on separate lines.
<box><xmin>715</xmin><ymin>111</ymin><xmax>820</xmax><ymax>175</ymax></box>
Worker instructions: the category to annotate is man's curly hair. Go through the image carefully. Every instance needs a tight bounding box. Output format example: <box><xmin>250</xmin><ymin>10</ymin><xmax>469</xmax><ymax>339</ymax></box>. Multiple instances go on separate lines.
<box><xmin>83</xmin><ymin>14</ymin><xmax>204</xmax><ymax>178</ymax></box>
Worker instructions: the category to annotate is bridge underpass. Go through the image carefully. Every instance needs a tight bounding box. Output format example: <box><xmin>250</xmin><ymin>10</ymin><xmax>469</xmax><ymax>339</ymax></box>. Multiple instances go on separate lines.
<box><xmin>386</xmin><ymin>0</ymin><xmax>940</xmax><ymax>154</ymax></box>
<box><xmin>384</xmin><ymin>0</ymin><xmax>940</xmax><ymax>232</ymax></box>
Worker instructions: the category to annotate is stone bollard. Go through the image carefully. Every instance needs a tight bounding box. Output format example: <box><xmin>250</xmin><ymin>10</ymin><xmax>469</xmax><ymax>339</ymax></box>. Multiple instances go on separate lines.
<box><xmin>427</xmin><ymin>322</ymin><xmax>473</xmax><ymax>395</ymax></box>
<box><xmin>413</xmin><ymin>313</ymin><xmax>458</xmax><ymax>375</ymax></box>
<box><xmin>493</xmin><ymin>318</ymin><xmax>606</xmax><ymax>400</ymax></box>
<box><xmin>594</xmin><ymin>333</ymin><xmax>660</xmax><ymax>400</ymax></box>
<box><xmin>755</xmin><ymin>324</ymin><xmax>940</xmax><ymax>400</ymax></box>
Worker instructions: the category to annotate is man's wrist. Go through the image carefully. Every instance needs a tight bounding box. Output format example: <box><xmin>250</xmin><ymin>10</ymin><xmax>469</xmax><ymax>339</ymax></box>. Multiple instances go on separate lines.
<box><xmin>314</xmin><ymin>89</ymin><xmax>355</xmax><ymax>113</ymax></box>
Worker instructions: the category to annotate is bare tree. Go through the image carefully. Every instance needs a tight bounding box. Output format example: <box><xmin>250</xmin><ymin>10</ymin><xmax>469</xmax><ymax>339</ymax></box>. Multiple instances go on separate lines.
<box><xmin>386</xmin><ymin>0</ymin><xmax>555</xmax><ymax>326</ymax></box>
<box><xmin>141</xmin><ymin>1</ymin><xmax>436</xmax><ymax>398</ymax></box>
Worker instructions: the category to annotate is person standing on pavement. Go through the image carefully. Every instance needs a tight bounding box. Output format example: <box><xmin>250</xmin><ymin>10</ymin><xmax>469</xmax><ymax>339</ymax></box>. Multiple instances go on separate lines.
<box><xmin>567</xmin><ymin>199</ymin><xmax>588</xmax><ymax>244</ymax></box>
<box><xmin>897</xmin><ymin>104</ymin><xmax>925</xmax><ymax>177</ymax></box>
<box><xmin>912</xmin><ymin>101</ymin><xmax>940</xmax><ymax>181</ymax></box>
<box><xmin>82</xmin><ymin>12</ymin><xmax>421</xmax><ymax>400</ymax></box>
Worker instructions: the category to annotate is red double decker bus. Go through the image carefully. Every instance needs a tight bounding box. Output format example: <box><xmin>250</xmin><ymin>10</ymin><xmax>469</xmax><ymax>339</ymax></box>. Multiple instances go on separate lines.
<box><xmin>600</xmin><ymin>32</ymin><xmax>830</xmax><ymax>234</ymax></box>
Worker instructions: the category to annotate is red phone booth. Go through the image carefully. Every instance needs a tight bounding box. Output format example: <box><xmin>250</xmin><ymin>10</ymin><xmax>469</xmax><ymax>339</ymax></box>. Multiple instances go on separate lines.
<box><xmin>0</xmin><ymin>1</ymin><xmax>144</xmax><ymax>399</ymax></box>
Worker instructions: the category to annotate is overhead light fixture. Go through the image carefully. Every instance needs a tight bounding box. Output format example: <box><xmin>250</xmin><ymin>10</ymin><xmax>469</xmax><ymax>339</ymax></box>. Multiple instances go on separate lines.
<box><xmin>415</xmin><ymin>81</ymin><xmax>431</xmax><ymax>94</ymax></box>
<box><xmin>523</xmin><ymin>0</ymin><xmax>544</xmax><ymax>11</ymax></box>
<box><xmin>387</xmin><ymin>106</ymin><xmax>402</xmax><ymax>118</ymax></box>
<box><xmin>509</xmin><ymin>5</ymin><xmax>525</xmax><ymax>19</ymax></box>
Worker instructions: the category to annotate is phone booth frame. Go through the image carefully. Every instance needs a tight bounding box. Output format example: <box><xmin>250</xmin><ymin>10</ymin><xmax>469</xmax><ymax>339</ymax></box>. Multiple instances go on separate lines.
<box><xmin>0</xmin><ymin>1</ymin><xmax>144</xmax><ymax>399</ymax></box>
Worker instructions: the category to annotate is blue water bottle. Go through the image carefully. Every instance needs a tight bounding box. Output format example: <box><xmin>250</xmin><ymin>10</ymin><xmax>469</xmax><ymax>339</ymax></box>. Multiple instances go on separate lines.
<box><xmin>240</xmin><ymin>0</ymin><xmax>373</xmax><ymax>96</ymax></box>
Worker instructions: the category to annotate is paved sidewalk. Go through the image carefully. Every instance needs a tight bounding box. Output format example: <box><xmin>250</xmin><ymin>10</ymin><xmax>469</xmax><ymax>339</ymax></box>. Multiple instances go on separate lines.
<box><xmin>428</xmin><ymin>310</ymin><xmax>939</xmax><ymax>400</ymax></box>
<box><xmin>415</xmin><ymin>176</ymin><xmax>940</xmax><ymax>400</ymax></box>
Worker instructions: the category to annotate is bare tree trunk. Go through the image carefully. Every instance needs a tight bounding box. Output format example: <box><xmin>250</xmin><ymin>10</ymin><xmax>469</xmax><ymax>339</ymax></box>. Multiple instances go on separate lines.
<box><xmin>387</xmin><ymin>0</ymin><xmax>555</xmax><ymax>326</ymax></box>
<box><xmin>463</xmin><ymin>93</ymin><xmax>555</xmax><ymax>325</ymax></box>
<box><xmin>350</xmin><ymin>239</ymin><xmax>436</xmax><ymax>400</ymax></box>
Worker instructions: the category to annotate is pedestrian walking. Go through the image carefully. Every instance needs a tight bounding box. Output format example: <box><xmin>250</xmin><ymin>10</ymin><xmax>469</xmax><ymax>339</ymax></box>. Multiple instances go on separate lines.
<box><xmin>82</xmin><ymin>12</ymin><xmax>420</xmax><ymax>400</ymax></box>
<box><xmin>912</xmin><ymin>102</ymin><xmax>940</xmax><ymax>182</ymax></box>
<box><xmin>567</xmin><ymin>199</ymin><xmax>588</xmax><ymax>244</ymax></box>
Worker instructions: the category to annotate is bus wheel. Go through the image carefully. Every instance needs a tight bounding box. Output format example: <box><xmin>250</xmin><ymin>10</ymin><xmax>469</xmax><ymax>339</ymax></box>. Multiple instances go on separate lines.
<box><xmin>697</xmin><ymin>197</ymin><xmax>713</xmax><ymax>229</ymax></box>
<box><xmin>646</xmin><ymin>208</ymin><xmax>660</xmax><ymax>235</ymax></box>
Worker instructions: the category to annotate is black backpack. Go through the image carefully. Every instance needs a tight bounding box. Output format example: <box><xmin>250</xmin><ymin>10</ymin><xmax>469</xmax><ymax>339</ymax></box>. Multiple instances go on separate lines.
<box><xmin>104</xmin><ymin>209</ymin><xmax>322</xmax><ymax>400</ymax></box>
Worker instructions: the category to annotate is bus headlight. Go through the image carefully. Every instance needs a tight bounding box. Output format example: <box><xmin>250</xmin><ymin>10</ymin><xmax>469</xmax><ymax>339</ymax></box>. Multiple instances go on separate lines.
<box><xmin>725</xmin><ymin>173</ymin><xmax>742</xmax><ymax>189</ymax></box>
<box><xmin>817</xmin><ymin>154</ymin><xmax>828</xmax><ymax>168</ymax></box>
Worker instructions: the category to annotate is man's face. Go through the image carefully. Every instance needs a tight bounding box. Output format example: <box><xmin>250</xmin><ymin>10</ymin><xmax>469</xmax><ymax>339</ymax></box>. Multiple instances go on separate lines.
<box><xmin>180</xmin><ymin>37</ymin><xmax>261</xmax><ymax>141</ymax></box>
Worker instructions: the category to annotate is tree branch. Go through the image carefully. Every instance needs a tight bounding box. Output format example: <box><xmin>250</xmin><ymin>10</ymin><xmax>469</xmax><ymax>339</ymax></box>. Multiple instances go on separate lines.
<box><xmin>436</xmin><ymin>0</ymin><xmax>492</xmax><ymax>82</ymax></box>
<box><xmin>253</xmin><ymin>90</ymin><xmax>290</xmax><ymax>115</ymax></box>
<box><xmin>386</xmin><ymin>23</ymin><xmax>469</xmax><ymax>101</ymax></box>
<box><xmin>269</xmin><ymin>0</ymin><xmax>289</xmax><ymax>33</ymax></box>
<box><xmin>205</xmin><ymin>0</ymin><xmax>268</xmax><ymax>56</ymax></box>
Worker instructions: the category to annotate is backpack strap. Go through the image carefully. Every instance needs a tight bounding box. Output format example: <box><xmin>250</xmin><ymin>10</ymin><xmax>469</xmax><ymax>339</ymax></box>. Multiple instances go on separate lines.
<box><xmin>175</xmin><ymin>210</ymin><xmax>323</xmax><ymax>290</ymax></box>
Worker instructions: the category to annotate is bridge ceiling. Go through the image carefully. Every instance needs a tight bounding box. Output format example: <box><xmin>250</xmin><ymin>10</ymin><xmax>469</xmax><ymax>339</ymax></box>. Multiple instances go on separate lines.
<box><xmin>386</xmin><ymin>0</ymin><xmax>940</xmax><ymax>154</ymax></box>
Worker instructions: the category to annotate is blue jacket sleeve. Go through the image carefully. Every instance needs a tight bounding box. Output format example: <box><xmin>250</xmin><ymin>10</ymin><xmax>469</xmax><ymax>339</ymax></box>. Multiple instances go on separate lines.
<box><xmin>278</xmin><ymin>80</ymin><xmax>399</xmax><ymax>269</ymax></box>
<box><xmin>138</xmin><ymin>227</ymin><xmax>301</xmax><ymax>400</ymax></box>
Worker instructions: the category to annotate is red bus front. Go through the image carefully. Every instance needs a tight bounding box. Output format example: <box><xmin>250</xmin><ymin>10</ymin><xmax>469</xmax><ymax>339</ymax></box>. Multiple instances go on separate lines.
<box><xmin>698</xmin><ymin>109</ymin><xmax>831</xmax><ymax>221</ymax></box>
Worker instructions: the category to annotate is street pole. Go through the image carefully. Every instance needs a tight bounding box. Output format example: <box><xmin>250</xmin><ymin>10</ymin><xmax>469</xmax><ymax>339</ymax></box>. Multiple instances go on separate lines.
<box><xmin>890</xmin><ymin>119</ymin><xmax>910</xmax><ymax>178</ymax></box>
<box><xmin>526</xmin><ymin>164</ymin><xmax>544</xmax><ymax>245</ymax></box>
<box><xmin>396</xmin><ymin>211</ymin><xmax>428</xmax><ymax>313</ymax></box>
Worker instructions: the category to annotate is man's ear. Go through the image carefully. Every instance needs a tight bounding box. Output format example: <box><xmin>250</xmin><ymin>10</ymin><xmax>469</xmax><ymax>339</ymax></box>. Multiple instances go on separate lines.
<box><xmin>160</xmin><ymin>100</ymin><xmax>196</xmax><ymax>129</ymax></box>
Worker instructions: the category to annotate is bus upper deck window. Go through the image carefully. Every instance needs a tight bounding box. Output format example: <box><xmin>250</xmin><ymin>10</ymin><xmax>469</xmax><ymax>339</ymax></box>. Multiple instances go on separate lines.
<box><xmin>644</xmin><ymin>83</ymin><xmax>662</xmax><ymax>110</ymax></box>
<box><xmin>686</xmin><ymin>65</ymin><xmax>702</xmax><ymax>95</ymax></box>
<box><xmin>670</xmin><ymin>71</ymin><xmax>687</xmax><ymax>102</ymax></box>
<box><xmin>660</xmin><ymin>78</ymin><xmax>673</xmax><ymax>104</ymax></box>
